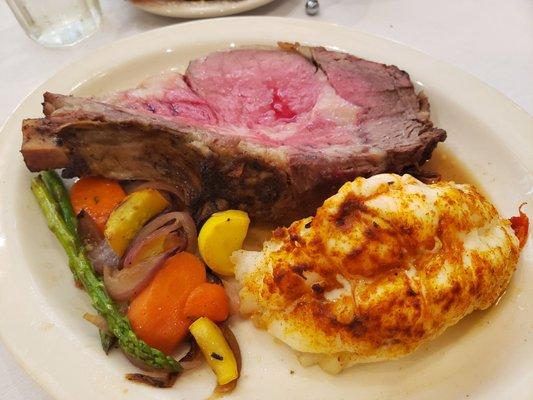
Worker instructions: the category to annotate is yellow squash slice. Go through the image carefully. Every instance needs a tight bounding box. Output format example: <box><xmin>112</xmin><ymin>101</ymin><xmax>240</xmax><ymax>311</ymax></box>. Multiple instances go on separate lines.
<box><xmin>104</xmin><ymin>189</ymin><xmax>169</xmax><ymax>256</ymax></box>
<box><xmin>198</xmin><ymin>210</ymin><xmax>250</xmax><ymax>276</ymax></box>
<box><xmin>189</xmin><ymin>317</ymin><xmax>239</xmax><ymax>385</ymax></box>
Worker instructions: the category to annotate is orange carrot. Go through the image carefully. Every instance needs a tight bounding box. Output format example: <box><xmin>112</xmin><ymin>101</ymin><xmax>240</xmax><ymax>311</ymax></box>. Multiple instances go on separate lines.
<box><xmin>184</xmin><ymin>282</ymin><xmax>230</xmax><ymax>322</ymax></box>
<box><xmin>70</xmin><ymin>177</ymin><xmax>126</xmax><ymax>232</ymax></box>
<box><xmin>127</xmin><ymin>252</ymin><xmax>206</xmax><ymax>354</ymax></box>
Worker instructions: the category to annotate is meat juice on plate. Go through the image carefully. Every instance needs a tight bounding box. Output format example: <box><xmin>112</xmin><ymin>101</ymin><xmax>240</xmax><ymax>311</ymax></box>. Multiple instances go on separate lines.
<box><xmin>423</xmin><ymin>146</ymin><xmax>486</xmax><ymax>194</ymax></box>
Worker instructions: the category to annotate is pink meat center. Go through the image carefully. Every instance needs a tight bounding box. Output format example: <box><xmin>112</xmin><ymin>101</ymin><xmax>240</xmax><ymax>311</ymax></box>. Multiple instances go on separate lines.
<box><xmin>271</xmin><ymin>88</ymin><xmax>297</xmax><ymax>120</ymax></box>
<box><xmin>103</xmin><ymin>49</ymin><xmax>367</xmax><ymax>149</ymax></box>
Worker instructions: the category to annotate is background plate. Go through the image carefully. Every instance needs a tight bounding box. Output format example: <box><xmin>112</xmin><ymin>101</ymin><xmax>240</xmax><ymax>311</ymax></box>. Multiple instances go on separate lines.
<box><xmin>129</xmin><ymin>0</ymin><xmax>276</xmax><ymax>18</ymax></box>
<box><xmin>0</xmin><ymin>17</ymin><xmax>531</xmax><ymax>400</ymax></box>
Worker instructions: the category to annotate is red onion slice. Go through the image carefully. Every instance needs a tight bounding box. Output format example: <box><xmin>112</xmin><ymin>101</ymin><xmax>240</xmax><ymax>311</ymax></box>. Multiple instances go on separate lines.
<box><xmin>125</xmin><ymin>372</ymin><xmax>178</xmax><ymax>388</ymax></box>
<box><xmin>103</xmin><ymin>210</ymin><xmax>197</xmax><ymax>302</ymax></box>
<box><xmin>104</xmin><ymin>253</ymin><xmax>168</xmax><ymax>302</ymax></box>
<box><xmin>130</xmin><ymin>212</ymin><xmax>181</xmax><ymax>248</ymax></box>
<box><xmin>178</xmin><ymin>339</ymin><xmax>203</xmax><ymax>370</ymax></box>
<box><xmin>135</xmin><ymin>181</ymin><xmax>189</xmax><ymax>209</ymax></box>
<box><xmin>123</xmin><ymin>351</ymin><xmax>179</xmax><ymax>387</ymax></box>
<box><xmin>177</xmin><ymin>212</ymin><xmax>198</xmax><ymax>254</ymax></box>
<box><xmin>77</xmin><ymin>210</ymin><xmax>103</xmax><ymax>243</ymax></box>
<box><xmin>124</xmin><ymin>212</ymin><xmax>197</xmax><ymax>268</ymax></box>
<box><xmin>214</xmin><ymin>324</ymin><xmax>242</xmax><ymax>394</ymax></box>
<box><xmin>123</xmin><ymin>216</ymin><xmax>181</xmax><ymax>267</ymax></box>
<box><xmin>78</xmin><ymin>211</ymin><xmax>120</xmax><ymax>274</ymax></box>
<box><xmin>104</xmin><ymin>231</ymin><xmax>187</xmax><ymax>302</ymax></box>
<box><xmin>89</xmin><ymin>241</ymin><xmax>121</xmax><ymax>275</ymax></box>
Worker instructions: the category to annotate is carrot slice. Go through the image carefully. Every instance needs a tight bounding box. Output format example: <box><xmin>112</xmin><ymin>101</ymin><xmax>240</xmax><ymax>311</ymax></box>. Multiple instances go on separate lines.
<box><xmin>70</xmin><ymin>177</ymin><xmax>126</xmax><ymax>232</ymax></box>
<box><xmin>127</xmin><ymin>252</ymin><xmax>206</xmax><ymax>354</ymax></box>
<box><xmin>184</xmin><ymin>283</ymin><xmax>230</xmax><ymax>322</ymax></box>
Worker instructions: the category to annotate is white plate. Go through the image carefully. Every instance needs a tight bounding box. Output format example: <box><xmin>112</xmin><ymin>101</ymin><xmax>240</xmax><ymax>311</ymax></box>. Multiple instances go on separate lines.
<box><xmin>129</xmin><ymin>0</ymin><xmax>275</xmax><ymax>18</ymax></box>
<box><xmin>0</xmin><ymin>17</ymin><xmax>532</xmax><ymax>400</ymax></box>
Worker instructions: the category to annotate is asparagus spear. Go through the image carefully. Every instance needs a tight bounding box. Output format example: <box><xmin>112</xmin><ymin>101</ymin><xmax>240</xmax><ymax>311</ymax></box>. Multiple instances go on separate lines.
<box><xmin>32</xmin><ymin>174</ymin><xmax>182</xmax><ymax>373</ymax></box>
<box><xmin>41</xmin><ymin>171</ymin><xmax>79</xmax><ymax>239</ymax></box>
<box><xmin>41</xmin><ymin>171</ymin><xmax>114</xmax><ymax>351</ymax></box>
<box><xmin>34</xmin><ymin>175</ymin><xmax>80</xmax><ymax>281</ymax></box>
<box><xmin>99</xmin><ymin>329</ymin><xmax>117</xmax><ymax>355</ymax></box>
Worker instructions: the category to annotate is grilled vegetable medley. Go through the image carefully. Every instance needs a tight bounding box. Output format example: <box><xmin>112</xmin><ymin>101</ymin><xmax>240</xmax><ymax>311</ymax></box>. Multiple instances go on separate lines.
<box><xmin>32</xmin><ymin>171</ymin><xmax>246</xmax><ymax>392</ymax></box>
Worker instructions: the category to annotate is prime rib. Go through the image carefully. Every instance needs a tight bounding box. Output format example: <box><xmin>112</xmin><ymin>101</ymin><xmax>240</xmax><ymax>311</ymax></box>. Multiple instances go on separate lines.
<box><xmin>21</xmin><ymin>43</ymin><xmax>446</xmax><ymax>223</ymax></box>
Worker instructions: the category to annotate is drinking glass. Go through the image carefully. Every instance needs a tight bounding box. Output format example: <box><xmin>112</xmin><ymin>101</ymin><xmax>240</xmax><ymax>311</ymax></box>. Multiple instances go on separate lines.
<box><xmin>5</xmin><ymin>0</ymin><xmax>102</xmax><ymax>47</ymax></box>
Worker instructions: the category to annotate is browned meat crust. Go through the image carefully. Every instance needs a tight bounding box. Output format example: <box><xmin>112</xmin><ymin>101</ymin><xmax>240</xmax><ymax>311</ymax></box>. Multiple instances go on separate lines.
<box><xmin>21</xmin><ymin>45</ymin><xmax>446</xmax><ymax>222</ymax></box>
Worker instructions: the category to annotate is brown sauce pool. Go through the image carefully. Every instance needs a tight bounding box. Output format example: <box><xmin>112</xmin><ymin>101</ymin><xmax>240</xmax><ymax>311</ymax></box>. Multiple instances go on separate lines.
<box><xmin>422</xmin><ymin>145</ymin><xmax>486</xmax><ymax>196</ymax></box>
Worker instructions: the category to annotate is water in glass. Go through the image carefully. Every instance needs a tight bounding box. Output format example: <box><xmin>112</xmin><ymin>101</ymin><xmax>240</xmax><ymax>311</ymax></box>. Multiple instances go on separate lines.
<box><xmin>6</xmin><ymin>0</ymin><xmax>102</xmax><ymax>47</ymax></box>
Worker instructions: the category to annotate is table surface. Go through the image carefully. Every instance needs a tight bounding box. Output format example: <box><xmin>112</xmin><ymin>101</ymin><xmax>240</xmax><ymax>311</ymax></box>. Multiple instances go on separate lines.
<box><xmin>0</xmin><ymin>0</ymin><xmax>531</xmax><ymax>399</ymax></box>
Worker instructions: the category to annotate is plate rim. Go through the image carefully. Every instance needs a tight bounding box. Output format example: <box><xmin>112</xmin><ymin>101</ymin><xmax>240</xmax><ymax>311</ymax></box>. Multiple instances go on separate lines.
<box><xmin>0</xmin><ymin>16</ymin><xmax>532</xmax><ymax>400</ymax></box>
<box><xmin>129</xmin><ymin>0</ymin><xmax>276</xmax><ymax>18</ymax></box>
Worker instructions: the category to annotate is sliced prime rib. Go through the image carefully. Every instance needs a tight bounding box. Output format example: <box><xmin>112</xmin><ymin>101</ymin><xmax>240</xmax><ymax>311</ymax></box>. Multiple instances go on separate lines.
<box><xmin>21</xmin><ymin>43</ymin><xmax>446</xmax><ymax>223</ymax></box>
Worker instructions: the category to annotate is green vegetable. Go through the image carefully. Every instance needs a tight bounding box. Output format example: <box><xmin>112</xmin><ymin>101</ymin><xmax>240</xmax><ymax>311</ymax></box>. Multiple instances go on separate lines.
<box><xmin>41</xmin><ymin>171</ymin><xmax>79</xmax><ymax>239</ymax></box>
<box><xmin>41</xmin><ymin>171</ymin><xmax>112</xmax><ymax>350</ymax></box>
<box><xmin>99</xmin><ymin>330</ymin><xmax>116</xmax><ymax>354</ymax></box>
<box><xmin>35</xmin><ymin>174</ymin><xmax>80</xmax><ymax>282</ymax></box>
<box><xmin>32</xmin><ymin>172</ymin><xmax>182</xmax><ymax>373</ymax></box>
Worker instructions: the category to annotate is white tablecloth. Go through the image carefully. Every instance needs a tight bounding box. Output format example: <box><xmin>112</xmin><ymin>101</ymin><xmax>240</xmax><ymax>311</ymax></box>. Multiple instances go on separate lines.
<box><xmin>0</xmin><ymin>0</ymin><xmax>531</xmax><ymax>398</ymax></box>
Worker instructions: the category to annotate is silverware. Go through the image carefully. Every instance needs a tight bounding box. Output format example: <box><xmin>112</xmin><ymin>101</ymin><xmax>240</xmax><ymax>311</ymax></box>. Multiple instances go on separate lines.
<box><xmin>305</xmin><ymin>0</ymin><xmax>319</xmax><ymax>15</ymax></box>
